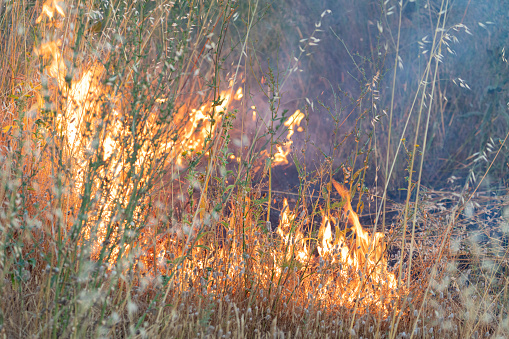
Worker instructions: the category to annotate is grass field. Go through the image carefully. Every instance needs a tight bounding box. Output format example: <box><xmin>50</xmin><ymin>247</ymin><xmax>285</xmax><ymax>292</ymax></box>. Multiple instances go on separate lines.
<box><xmin>1</xmin><ymin>0</ymin><xmax>508</xmax><ymax>337</ymax></box>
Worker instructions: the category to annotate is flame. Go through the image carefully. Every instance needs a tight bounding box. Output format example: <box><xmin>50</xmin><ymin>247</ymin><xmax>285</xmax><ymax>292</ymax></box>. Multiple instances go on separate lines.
<box><xmin>234</xmin><ymin>87</ymin><xmax>243</xmax><ymax>100</ymax></box>
<box><xmin>273</xmin><ymin>109</ymin><xmax>305</xmax><ymax>166</ymax></box>
<box><xmin>35</xmin><ymin>1</ymin><xmax>240</xmax><ymax>262</ymax></box>
<box><xmin>250</xmin><ymin>105</ymin><xmax>256</xmax><ymax>121</ymax></box>
<box><xmin>171</xmin><ymin>89</ymin><xmax>234</xmax><ymax>165</ymax></box>
<box><xmin>34</xmin><ymin>0</ymin><xmax>399</xmax><ymax>315</ymax></box>
<box><xmin>34</xmin><ymin>41</ymin><xmax>65</xmax><ymax>82</ymax></box>
<box><xmin>276</xmin><ymin>181</ymin><xmax>397</xmax><ymax>309</ymax></box>
<box><xmin>276</xmin><ymin>198</ymin><xmax>308</xmax><ymax>262</ymax></box>
<box><xmin>330</xmin><ymin>180</ymin><xmax>392</xmax><ymax>274</ymax></box>
<box><xmin>36</xmin><ymin>0</ymin><xmax>65</xmax><ymax>23</ymax></box>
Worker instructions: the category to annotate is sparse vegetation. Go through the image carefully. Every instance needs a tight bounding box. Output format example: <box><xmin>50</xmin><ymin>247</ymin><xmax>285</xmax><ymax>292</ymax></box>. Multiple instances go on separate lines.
<box><xmin>1</xmin><ymin>0</ymin><xmax>508</xmax><ymax>338</ymax></box>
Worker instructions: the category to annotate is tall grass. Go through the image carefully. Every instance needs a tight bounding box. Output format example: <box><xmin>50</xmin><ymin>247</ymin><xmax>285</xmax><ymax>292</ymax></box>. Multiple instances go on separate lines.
<box><xmin>0</xmin><ymin>0</ymin><xmax>509</xmax><ymax>338</ymax></box>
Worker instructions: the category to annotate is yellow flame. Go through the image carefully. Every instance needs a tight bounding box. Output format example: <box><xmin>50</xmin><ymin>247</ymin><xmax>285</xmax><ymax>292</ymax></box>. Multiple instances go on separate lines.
<box><xmin>273</xmin><ymin>109</ymin><xmax>305</xmax><ymax>166</ymax></box>
<box><xmin>276</xmin><ymin>181</ymin><xmax>397</xmax><ymax>309</ymax></box>
<box><xmin>35</xmin><ymin>0</ymin><xmax>244</xmax><ymax>262</ymax></box>
<box><xmin>36</xmin><ymin>0</ymin><xmax>65</xmax><ymax>23</ymax></box>
<box><xmin>276</xmin><ymin>198</ymin><xmax>308</xmax><ymax>262</ymax></box>
<box><xmin>34</xmin><ymin>41</ymin><xmax>66</xmax><ymax>85</ymax></box>
<box><xmin>35</xmin><ymin>0</ymin><xmax>398</xmax><ymax>314</ymax></box>
<box><xmin>234</xmin><ymin>87</ymin><xmax>243</xmax><ymax>100</ymax></box>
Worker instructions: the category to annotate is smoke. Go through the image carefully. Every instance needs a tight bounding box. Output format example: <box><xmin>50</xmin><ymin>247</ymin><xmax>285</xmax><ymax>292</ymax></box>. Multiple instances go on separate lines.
<box><xmin>232</xmin><ymin>0</ymin><xmax>509</xmax><ymax>191</ymax></box>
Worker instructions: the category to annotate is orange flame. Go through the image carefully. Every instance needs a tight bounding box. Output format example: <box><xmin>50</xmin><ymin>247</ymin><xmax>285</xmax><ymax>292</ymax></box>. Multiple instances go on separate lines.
<box><xmin>276</xmin><ymin>180</ymin><xmax>397</xmax><ymax>309</ymax></box>
<box><xmin>35</xmin><ymin>0</ymin><xmax>242</xmax><ymax>262</ymax></box>
<box><xmin>276</xmin><ymin>198</ymin><xmax>308</xmax><ymax>262</ymax></box>
<box><xmin>36</xmin><ymin>0</ymin><xmax>65</xmax><ymax>23</ymax></box>
<box><xmin>35</xmin><ymin>0</ymin><xmax>398</xmax><ymax>314</ymax></box>
<box><xmin>273</xmin><ymin>109</ymin><xmax>305</xmax><ymax>166</ymax></box>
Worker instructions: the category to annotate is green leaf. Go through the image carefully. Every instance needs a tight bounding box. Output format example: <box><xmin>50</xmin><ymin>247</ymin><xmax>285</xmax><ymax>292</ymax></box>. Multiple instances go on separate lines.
<box><xmin>351</xmin><ymin>166</ymin><xmax>367</xmax><ymax>182</ymax></box>
<box><xmin>254</xmin><ymin>197</ymin><xmax>269</xmax><ymax>205</ymax></box>
<box><xmin>292</xmin><ymin>153</ymin><xmax>303</xmax><ymax>176</ymax></box>
<box><xmin>331</xmin><ymin>200</ymin><xmax>346</xmax><ymax>210</ymax></box>
<box><xmin>194</xmin><ymin>231</ymin><xmax>211</xmax><ymax>244</ymax></box>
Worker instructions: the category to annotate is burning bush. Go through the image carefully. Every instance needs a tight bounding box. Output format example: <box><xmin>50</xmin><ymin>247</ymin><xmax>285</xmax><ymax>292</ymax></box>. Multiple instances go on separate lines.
<box><xmin>0</xmin><ymin>0</ymin><xmax>508</xmax><ymax>338</ymax></box>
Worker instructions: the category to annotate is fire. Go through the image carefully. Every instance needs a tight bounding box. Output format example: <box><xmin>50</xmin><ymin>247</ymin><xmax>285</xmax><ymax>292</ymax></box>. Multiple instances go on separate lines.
<box><xmin>277</xmin><ymin>198</ymin><xmax>308</xmax><ymax>262</ymax></box>
<box><xmin>35</xmin><ymin>0</ymin><xmax>239</xmax><ymax>260</ymax></box>
<box><xmin>273</xmin><ymin>109</ymin><xmax>305</xmax><ymax>166</ymax></box>
<box><xmin>36</xmin><ymin>0</ymin><xmax>65</xmax><ymax>23</ymax></box>
<box><xmin>171</xmin><ymin>89</ymin><xmax>235</xmax><ymax>165</ymax></box>
<box><xmin>34</xmin><ymin>0</ymin><xmax>398</xmax><ymax>314</ymax></box>
<box><xmin>276</xmin><ymin>180</ymin><xmax>397</xmax><ymax>309</ymax></box>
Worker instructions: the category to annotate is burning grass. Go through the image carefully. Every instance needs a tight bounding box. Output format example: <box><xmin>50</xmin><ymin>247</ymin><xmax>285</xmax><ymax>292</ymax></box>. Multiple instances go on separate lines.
<box><xmin>1</xmin><ymin>0</ymin><xmax>509</xmax><ymax>338</ymax></box>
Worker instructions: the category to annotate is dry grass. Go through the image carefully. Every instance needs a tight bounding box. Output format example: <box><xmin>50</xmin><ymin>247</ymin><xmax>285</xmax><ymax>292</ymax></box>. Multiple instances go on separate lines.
<box><xmin>0</xmin><ymin>0</ymin><xmax>509</xmax><ymax>338</ymax></box>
